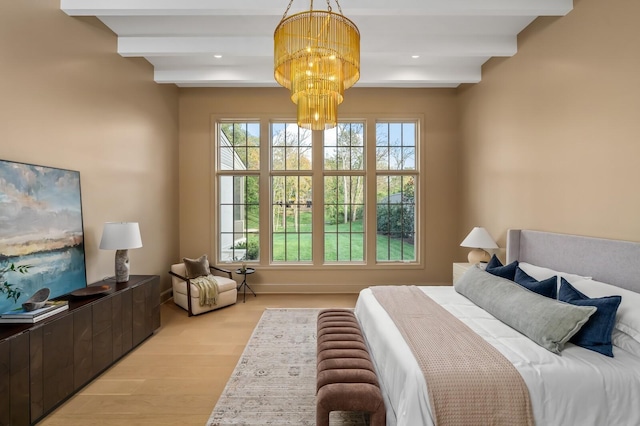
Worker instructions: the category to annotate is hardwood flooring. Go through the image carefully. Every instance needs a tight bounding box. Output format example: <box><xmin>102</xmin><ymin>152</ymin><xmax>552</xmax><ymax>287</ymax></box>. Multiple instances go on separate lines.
<box><xmin>38</xmin><ymin>293</ymin><xmax>358</xmax><ymax>425</ymax></box>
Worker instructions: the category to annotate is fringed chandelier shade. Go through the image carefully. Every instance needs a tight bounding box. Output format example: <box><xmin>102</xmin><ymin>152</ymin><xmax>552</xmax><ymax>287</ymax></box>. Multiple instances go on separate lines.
<box><xmin>274</xmin><ymin>0</ymin><xmax>360</xmax><ymax>131</ymax></box>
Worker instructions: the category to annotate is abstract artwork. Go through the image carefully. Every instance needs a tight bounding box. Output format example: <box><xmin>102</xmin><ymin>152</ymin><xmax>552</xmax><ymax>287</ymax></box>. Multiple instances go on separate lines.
<box><xmin>0</xmin><ymin>159</ymin><xmax>87</xmax><ymax>313</ymax></box>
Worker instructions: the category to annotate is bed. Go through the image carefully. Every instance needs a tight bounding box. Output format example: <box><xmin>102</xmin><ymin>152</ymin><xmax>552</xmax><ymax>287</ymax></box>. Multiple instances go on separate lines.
<box><xmin>354</xmin><ymin>229</ymin><xmax>640</xmax><ymax>426</ymax></box>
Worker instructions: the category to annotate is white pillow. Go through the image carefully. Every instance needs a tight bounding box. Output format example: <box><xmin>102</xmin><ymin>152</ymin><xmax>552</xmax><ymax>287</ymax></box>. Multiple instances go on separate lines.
<box><xmin>612</xmin><ymin>329</ymin><xmax>640</xmax><ymax>358</ymax></box>
<box><xmin>518</xmin><ymin>262</ymin><xmax>591</xmax><ymax>283</ymax></box>
<box><xmin>570</xmin><ymin>278</ymin><xmax>640</xmax><ymax>346</ymax></box>
<box><xmin>518</xmin><ymin>262</ymin><xmax>592</xmax><ymax>293</ymax></box>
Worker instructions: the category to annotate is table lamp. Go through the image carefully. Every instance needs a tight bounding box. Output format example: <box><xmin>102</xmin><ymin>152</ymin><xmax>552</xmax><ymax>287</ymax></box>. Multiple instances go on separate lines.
<box><xmin>460</xmin><ymin>227</ymin><xmax>498</xmax><ymax>264</ymax></box>
<box><xmin>99</xmin><ymin>222</ymin><xmax>143</xmax><ymax>283</ymax></box>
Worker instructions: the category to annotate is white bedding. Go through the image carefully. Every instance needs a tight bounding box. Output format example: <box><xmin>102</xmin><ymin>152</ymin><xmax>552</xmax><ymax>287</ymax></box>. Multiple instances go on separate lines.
<box><xmin>355</xmin><ymin>286</ymin><xmax>640</xmax><ymax>426</ymax></box>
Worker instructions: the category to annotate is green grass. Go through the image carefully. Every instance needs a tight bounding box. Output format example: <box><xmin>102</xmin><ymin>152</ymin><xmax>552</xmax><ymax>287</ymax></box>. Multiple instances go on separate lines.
<box><xmin>376</xmin><ymin>234</ymin><xmax>414</xmax><ymax>261</ymax></box>
<box><xmin>273</xmin><ymin>208</ymin><xmax>312</xmax><ymax>232</ymax></box>
<box><xmin>324</xmin><ymin>232</ymin><xmax>364</xmax><ymax>261</ymax></box>
<box><xmin>272</xmin><ymin>232</ymin><xmax>312</xmax><ymax>261</ymax></box>
<box><xmin>324</xmin><ymin>218</ymin><xmax>364</xmax><ymax>232</ymax></box>
<box><xmin>271</xmin><ymin>211</ymin><xmax>414</xmax><ymax>262</ymax></box>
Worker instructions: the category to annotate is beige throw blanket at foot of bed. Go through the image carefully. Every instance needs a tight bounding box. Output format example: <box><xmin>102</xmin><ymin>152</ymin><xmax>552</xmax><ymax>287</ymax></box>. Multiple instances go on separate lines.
<box><xmin>190</xmin><ymin>275</ymin><xmax>219</xmax><ymax>306</ymax></box>
<box><xmin>370</xmin><ymin>286</ymin><xmax>534</xmax><ymax>426</ymax></box>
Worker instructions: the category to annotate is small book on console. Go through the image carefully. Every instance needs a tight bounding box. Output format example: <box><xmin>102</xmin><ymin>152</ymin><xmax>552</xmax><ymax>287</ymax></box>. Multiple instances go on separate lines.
<box><xmin>0</xmin><ymin>301</ymin><xmax>69</xmax><ymax>323</ymax></box>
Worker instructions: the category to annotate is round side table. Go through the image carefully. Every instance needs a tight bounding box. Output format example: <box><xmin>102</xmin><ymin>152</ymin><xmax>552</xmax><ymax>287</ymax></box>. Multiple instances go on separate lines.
<box><xmin>234</xmin><ymin>267</ymin><xmax>256</xmax><ymax>303</ymax></box>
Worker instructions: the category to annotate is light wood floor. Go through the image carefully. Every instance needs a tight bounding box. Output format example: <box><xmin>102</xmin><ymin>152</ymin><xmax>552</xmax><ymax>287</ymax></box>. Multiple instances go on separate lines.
<box><xmin>38</xmin><ymin>293</ymin><xmax>358</xmax><ymax>425</ymax></box>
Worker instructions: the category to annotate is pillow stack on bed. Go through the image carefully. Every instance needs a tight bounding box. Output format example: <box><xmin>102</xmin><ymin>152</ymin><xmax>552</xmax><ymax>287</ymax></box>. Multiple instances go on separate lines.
<box><xmin>517</xmin><ymin>260</ymin><xmax>640</xmax><ymax>358</ymax></box>
<box><xmin>458</xmin><ymin>256</ymin><xmax>630</xmax><ymax>357</ymax></box>
<box><xmin>454</xmin><ymin>265</ymin><xmax>596</xmax><ymax>354</ymax></box>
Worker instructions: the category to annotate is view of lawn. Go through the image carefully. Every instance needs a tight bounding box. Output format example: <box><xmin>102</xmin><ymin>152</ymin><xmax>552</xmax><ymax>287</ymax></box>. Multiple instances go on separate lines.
<box><xmin>271</xmin><ymin>211</ymin><xmax>414</xmax><ymax>262</ymax></box>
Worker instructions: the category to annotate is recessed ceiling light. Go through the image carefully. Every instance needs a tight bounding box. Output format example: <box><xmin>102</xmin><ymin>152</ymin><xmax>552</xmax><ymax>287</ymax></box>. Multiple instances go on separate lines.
<box><xmin>214</xmin><ymin>54</ymin><xmax>222</xmax><ymax>59</ymax></box>
<box><xmin>411</xmin><ymin>55</ymin><xmax>420</xmax><ymax>59</ymax></box>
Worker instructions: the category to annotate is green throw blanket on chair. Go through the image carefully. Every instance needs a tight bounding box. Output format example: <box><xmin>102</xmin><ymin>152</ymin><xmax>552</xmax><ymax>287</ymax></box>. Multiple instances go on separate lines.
<box><xmin>190</xmin><ymin>275</ymin><xmax>219</xmax><ymax>306</ymax></box>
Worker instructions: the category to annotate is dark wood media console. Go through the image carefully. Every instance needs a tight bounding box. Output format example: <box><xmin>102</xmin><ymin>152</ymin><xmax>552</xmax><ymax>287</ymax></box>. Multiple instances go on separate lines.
<box><xmin>0</xmin><ymin>275</ymin><xmax>160</xmax><ymax>425</ymax></box>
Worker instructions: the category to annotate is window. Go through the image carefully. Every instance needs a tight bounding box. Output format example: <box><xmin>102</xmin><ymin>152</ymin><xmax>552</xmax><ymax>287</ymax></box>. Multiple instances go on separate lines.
<box><xmin>215</xmin><ymin>118</ymin><xmax>419</xmax><ymax>266</ymax></box>
<box><xmin>375</xmin><ymin>122</ymin><xmax>417</xmax><ymax>262</ymax></box>
<box><xmin>218</xmin><ymin>122</ymin><xmax>260</xmax><ymax>262</ymax></box>
<box><xmin>271</xmin><ymin>123</ymin><xmax>313</xmax><ymax>262</ymax></box>
<box><xmin>324</xmin><ymin>123</ymin><xmax>365</xmax><ymax>262</ymax></box>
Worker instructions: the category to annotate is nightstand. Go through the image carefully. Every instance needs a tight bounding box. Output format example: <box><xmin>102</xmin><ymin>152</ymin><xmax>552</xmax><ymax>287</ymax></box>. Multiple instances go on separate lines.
<box><xmin>452</xmin><ymin>262</ymin><xmax>486</xmax><ymax>284</ymax></box>
<box><xmin>453</xmin><ymin>263</ymin><xmax>472</xmax><ymax>284</ymax></box>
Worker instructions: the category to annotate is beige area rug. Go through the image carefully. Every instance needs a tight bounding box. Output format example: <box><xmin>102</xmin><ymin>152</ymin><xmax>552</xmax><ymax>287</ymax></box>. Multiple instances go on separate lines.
<box><xmin>207</xmin><ymin>308</ymin><xmax>368</xmax><ymax>426</ymax></box>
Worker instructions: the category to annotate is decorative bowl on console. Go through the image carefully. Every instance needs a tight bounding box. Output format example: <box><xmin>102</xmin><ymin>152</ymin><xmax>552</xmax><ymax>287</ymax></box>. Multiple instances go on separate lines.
<box><xmin>22</xmin><ymin>287</ymin><xmax>50</xmax><ymax>311</ymax></box>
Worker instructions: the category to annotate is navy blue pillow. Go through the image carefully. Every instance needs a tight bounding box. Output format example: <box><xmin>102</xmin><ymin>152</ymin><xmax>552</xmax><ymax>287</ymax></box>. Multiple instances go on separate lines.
<box><xmin>514</xmin><ymin>267</ymin><xmax>557</xmax><ymax>299</ymax></box>
<box><xmin>485</xmin><ymin>255</ymin><xmax>518</xmax><ymax>281</ymax></box>
<box><xmin>559</xmin><ymin>278</ymin><xmax>622</xmax><ymax>357</ymax></box>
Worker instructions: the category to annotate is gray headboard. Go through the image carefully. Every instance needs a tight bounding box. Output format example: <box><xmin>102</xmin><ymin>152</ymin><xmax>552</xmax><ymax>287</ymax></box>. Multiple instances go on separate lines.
<box><xmin>507</xmin><ymin>229</ymin><xmax>640</xmax><ymax>294</ymax></box>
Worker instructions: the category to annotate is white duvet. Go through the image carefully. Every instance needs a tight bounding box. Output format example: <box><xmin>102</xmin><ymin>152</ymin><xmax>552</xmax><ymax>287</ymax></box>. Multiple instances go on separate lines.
<box><xmin>355</xmin><ymin>286</ymin><xmax>640</xmax><ymax>426</ymax></box>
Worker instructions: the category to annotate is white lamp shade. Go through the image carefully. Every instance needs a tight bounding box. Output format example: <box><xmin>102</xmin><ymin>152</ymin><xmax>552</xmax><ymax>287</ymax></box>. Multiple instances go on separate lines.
<box><xmin>99</xmin><ymin>222</ymin><xmax>143</xmax><ymax>250</ymax></box>
<box><xmin>460</xmin><ymin>227</ymin><xmax>498</xmax><ymax>249</ymax></box>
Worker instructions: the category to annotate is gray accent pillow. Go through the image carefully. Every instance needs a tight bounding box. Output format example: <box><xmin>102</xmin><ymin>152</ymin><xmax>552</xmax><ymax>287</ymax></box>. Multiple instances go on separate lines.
<box><xmin>454</xmin><ymin>265</ymin><xmax>596</xmax><ymax>354</ymax></box>
<box><xmin>183</xmin><ymin>254</ymin><xmax>210</xmax><ymax>279</ymax></box>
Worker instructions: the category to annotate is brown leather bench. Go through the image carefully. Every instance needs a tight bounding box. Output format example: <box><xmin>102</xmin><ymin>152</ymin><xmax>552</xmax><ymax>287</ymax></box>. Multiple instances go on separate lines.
<box><xmin>316</xmin><ymin>309</ymin><xmax>386</xmax><ymax>426</ymax></box>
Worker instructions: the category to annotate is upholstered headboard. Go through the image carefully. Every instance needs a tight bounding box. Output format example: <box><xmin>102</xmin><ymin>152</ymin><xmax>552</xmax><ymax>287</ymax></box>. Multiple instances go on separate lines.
<box><xmin>507</xmin><ymin>229</ymin><xmax>640</xmax><ymax>294</ymax></box>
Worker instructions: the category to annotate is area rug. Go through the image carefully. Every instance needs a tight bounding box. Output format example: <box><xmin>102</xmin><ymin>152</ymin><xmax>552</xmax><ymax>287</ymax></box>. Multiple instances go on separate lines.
<box><xmin>207</xmin><ymin>308</ymin><xmax>368</xmax><ymax>426</ymax></box>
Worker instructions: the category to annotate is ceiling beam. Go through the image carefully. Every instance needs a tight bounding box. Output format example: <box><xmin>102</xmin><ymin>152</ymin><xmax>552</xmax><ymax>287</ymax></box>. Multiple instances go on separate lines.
<box><xmin>154</xmin><ymin>68</ymin><xmax>279</xmax><ymax>87</ymax></box>
<box><xmin>98</xmin><ymin>15</ymin><xmax>537</xmax><ymax>38</ymax></box>
<box><xmin>153</xmin><ymin>63</ymin><xmax>480</xmax><ymax>88</ymax></box>
<box><xmin>61</xmin><ymin>0</ymin><xmax>573</xmax><ymax>17</ymax></box>
<box><xmin>363</xmin><ymin>35</ymin><xmax>516</xmax><ymax>57</ymax></box>
<box><xmin>118</xmin><ymin>37</ymin><xmax>272</xmax><ymax>57</ymax></box>
<box><xmin>359</xmin><ymin>65</ymin><xmax>482</xmax><ymax>86</ymax></box>
<box><xmin>118</xmin><ymin>35</ymin><xmax>516</xmax><ymax>58</ymax></box>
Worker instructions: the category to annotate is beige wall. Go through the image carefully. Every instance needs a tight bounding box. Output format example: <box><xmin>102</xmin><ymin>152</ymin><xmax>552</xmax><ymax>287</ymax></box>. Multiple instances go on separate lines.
<box><xmin>0</xmin><ymin>1</ymin><xmax>180</xmax><ymax>298</ymax></box>
<box><xmin>458</xmin><ymin>0</ymin><xmax>640</xmax><ymax>255</ymax></box>
<box><xmin>179</xmin><ymin>88</ymin><xmax>460</xmax><ymax>291</ymax></box>
<box><xmin>10</xmin><ymin>0</ymin><xmax>633</xmax><ymax>297</ymax></box>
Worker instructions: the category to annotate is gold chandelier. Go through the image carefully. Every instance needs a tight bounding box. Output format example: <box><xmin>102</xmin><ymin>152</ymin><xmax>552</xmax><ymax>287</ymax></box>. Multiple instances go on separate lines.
<box><xmin>274</xmin><ymin>0</ymin><xmax>360</xmax><ymax>131</ymax></box>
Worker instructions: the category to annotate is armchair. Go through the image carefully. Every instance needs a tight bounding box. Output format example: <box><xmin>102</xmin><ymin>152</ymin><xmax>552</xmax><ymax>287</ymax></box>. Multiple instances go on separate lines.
<box><xmin>169</xmin><ymin>263</ymin><xmax>238</xmax><ymax>316</ymax></box>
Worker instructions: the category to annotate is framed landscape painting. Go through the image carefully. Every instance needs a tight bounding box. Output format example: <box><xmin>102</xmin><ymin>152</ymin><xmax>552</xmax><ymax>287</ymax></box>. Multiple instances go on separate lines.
<box><xmin>0</xmin><ymin>159</ymin><xmax>87</xmax><ymax>313</ymax></box>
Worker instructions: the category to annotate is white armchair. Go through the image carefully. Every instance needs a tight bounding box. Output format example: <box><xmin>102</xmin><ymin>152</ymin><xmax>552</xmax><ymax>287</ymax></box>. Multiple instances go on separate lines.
<box><xmin>169</xmin><ymin>263</ymin><xmax>238</xmax><ymax>316</ymax></box>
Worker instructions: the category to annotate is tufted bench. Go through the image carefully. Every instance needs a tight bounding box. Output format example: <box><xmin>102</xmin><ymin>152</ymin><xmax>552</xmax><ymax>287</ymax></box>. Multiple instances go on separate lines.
<box><xmin>316</xmin><ymin>309</ymin><xmax>386</xmax><ymax>426</ymax></box>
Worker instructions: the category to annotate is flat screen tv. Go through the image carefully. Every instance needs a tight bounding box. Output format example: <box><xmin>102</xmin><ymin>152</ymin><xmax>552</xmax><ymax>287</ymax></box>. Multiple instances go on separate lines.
<box><xmin>0</xmin><ymin>159</ymin><xmax>87</xmax><ymax>313</ymax></box>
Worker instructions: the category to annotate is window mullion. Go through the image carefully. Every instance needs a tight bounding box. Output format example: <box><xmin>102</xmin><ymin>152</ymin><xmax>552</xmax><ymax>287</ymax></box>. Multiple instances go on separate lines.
<box><xmin>260</xmin><ymin>119</ymin><xmax>271</xmax><ymax>266</ymax></box>
<box><xmin>312</xmin><ymin>129</ymin><xmax>324</xmax><ymax>267</ymax></box>
<box><xmin>365</xmin><ymin>119</ymin><xmax>377</xmax><ymax>265</ymax></box>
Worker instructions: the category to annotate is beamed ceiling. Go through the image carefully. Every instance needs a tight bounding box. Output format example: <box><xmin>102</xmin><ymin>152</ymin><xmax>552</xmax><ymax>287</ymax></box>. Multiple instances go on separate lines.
<box><xmin>60</xmin><ymin>0</ymin><xmax>573</xmax><ymax>88</ymax></box>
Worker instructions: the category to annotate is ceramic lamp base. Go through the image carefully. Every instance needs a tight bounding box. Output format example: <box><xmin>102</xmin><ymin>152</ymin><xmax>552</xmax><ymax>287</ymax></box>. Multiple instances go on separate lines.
<box><xmin>467</xmin><ymin>248</ymin><xmax>491</xmax><ymax>264</ymax></box>
<box><xmin>115</xmin><ymin>249</ymin><xmax>131</xmax><ymax>283</ymax></box>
